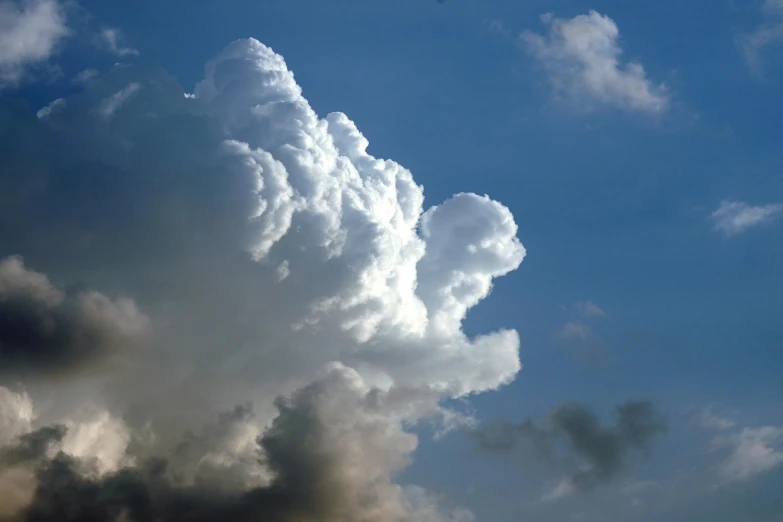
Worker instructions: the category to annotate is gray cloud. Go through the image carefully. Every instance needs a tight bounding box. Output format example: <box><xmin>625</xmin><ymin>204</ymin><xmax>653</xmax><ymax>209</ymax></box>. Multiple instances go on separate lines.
<box><xmin>0</xmin><ymin>367</ymin><xmax>468</xmax><ymax>522</ymax></box>
<box><xmin>0</xmin><ymin>256</ymin><xmax>149</xmax><ymax>377</ymax></box>
<box><xmin>474</xmin><ymin>401</ymin><xmax>667</xmax><ymax>494</ymax></box>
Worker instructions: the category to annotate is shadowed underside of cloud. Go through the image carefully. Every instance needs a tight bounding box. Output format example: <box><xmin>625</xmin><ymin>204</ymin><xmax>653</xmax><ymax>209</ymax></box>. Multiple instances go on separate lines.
<box><xmin>0</xmin><ymin>366</ymin><xmax>473</xmax><ymax>522</ymax></box>
<box><xmin>521</xmin><ymin>10</ymin><xmax>668</xmax><ymax>114</ymax></box>
<box><xmin>0</xmin><ymin>256</ymin><xmax>149</xmax><ymax>377</ymax></box>
<box><xmin>473</xmin><ymin>401</ymin><xmax>667</xmax><ymax>497</ymax></box>
<box><xmin>0</xmin><ymin>37</ymin><xmax>523</xmax><ymax>521</ymax></box>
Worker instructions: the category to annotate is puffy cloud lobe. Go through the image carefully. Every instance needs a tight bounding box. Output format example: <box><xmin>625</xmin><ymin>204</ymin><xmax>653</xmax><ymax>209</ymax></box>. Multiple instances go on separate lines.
<box><xmin>0</xmin><ymin>256</ymin><xmax>149</xmax><ymax>377</ymax></box>
<box><xmin>521</xmin><ymin>11</ymin><xmax>668</xmax><ymax>114</ymax></box>
<box><xmin>473</xmin><ymin>401</ymin><xmax>667</xmax><ymax>496</ymax></box>
<box><xmin>0</xmin><ymin>0</ymin><xmax>68</xmax><ymax>87</ymax></box>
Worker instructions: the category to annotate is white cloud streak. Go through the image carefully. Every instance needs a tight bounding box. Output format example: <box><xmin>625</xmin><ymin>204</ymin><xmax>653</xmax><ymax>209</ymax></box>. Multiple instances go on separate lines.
<box><xmin>521</xmin><ymin>11</ymin><xmax>668</xmax><ymax>114</ymax></box>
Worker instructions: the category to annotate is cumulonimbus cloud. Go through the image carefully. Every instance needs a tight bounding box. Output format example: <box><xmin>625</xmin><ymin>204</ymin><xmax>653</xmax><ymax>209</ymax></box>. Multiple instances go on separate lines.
<box><xmin>0</xmin><ymin>37</ymin><xmax>523</xmax><ymax>520</ymax></box>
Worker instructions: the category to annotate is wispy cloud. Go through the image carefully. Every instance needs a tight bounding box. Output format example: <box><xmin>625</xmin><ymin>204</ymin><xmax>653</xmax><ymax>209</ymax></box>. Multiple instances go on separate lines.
<box><xmin>473</xmin><ymin>401</ymin><xmax>667</xmax><ymax>500</ymax></box>
<box><xmin>73</xmin><ymin>68</ymin><xmax>98</xmax><ymax>84</ymax></box>
<box><xmin>99</xmin><ymin>82</ymin><xmax>141</xmax><ymax>118</ymax></box>
<box><xmin>710</xmin><ymin>200</ymin><xmax>783</xmax><ymax>237</ymax></box>
<box><xmin>574</xmin><ymin>301</ymin><xmax>606</xmax><ymax>318</ymax></box>
<box><xmin>739</xmin><ymin>0</ymin><xmax>783</xmax><ymax>74</ymax></box>
<box><xmin>711</xmin><ymin>425</ymin><xmax>783</xmax><ymax>482</ymax></box>
<box><xmin>697</xmin><ymin>407</ymin><xmax>737</xmax><ymax>432</ymax></box>
<box><xmin>521</xmin><ymin>10</ymin><xmax>668</xmax><ymax>114</ymax></box>
<box><xmin>99</xmin><ymin>28</ymin><xmax>138</xmax><ymax>57</ymax></box>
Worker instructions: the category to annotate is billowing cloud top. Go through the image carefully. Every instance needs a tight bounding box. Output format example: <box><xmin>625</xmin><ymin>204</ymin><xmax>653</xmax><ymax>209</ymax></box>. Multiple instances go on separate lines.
<box><xmin>0</xmin><ymin>38</ymin><xmax>524</xmax><ymax>521</ymax></box>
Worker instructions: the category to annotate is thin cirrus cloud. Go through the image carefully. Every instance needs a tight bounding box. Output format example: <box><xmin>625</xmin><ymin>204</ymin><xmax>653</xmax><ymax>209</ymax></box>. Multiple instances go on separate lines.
<box><xmin>710</xmin><ymin>200</ymin><xmax>783</xmax><ymax>237</ymax></box>
<box><xmin>520</xmin><ymin>10</ymin><xmax>668</xmax><ymax>114</ymax></box>
<box><xmin>0</xmin><ymin>0</ymin><xmax>69</xmax><ymax>88</ymax></box>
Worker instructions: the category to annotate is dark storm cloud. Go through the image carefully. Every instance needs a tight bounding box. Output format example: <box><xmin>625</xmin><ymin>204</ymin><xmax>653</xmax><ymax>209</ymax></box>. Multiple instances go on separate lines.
<box><xmin>0</xmin><ymin>425</ymin><xmax>66</xmax><ymax>468</ymax></box>
<box><xmin>0</xmin><ymin>256</ymin><xmax>148</xmax><ymax>377</ymax></box>
<box><xmin>0</xmin><ymin>368</ymin><xmax>430</xmax><ymax>522</ymax></box>
<box><xmin>473</xmin><ymin>400</ymin><xmax>667</xmax><ymax>492</ymax></box>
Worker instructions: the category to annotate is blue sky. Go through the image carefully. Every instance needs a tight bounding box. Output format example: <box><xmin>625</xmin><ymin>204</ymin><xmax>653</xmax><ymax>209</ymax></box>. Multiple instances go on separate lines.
<box><xmin>2</xmin><ymin>1</ymin><xmax>783</xmax><ymax>521</ymax></box>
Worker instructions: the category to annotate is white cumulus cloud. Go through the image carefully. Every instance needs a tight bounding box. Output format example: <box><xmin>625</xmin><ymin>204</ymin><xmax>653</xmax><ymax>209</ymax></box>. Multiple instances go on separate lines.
<box><xmin>710</xmin><ymin>200</ymin><xmax>783</xmax><ymax>237</ymax></box>
<box><xmin>0</xmin><ymin>0</ymin><xmax>68</xmax><ymax>87</ymax></box>
<box><xmin>521</xmin><ymin>11</ymin><xmax>668</xmax><ymax>114</ymax></box>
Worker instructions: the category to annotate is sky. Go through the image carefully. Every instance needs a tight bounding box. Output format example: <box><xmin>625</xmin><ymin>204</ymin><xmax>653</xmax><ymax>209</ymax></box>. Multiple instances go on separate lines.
<box><xmin>0</xmin><ymin>0</ymin><xmax>782</xmax><ymax>521</ymax></box>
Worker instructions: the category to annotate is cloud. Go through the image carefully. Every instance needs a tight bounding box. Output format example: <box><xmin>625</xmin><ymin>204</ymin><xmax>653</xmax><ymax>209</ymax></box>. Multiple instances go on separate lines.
<box><xmin>521</xmin><ymin>11</ymin><xmax>668</xmax><ymax>113</ymax></box>
<box><xmin>0</xmin><ymin>387</ymin><xmax>35</xmax><ymax>446</ymax></box>
<box><xmin>0</xmin><ymin>0</ymin><xmax>68</xmax><ymax>88</ymax></box>
<box><xmin>473</xmin><ymin>401</ymin><xmax>667</xmax><ymax>497</ymax></box>
<box><xmin>710</xmin><ymin>200</ymin><xmax>783</xmax><ymax>237</ymax></box>
<box><xmin>574</xmin><ymin>301</ymin><xmax>606</xmax><ymax>318</ymax></box>
<box><xmin>711</xmin><ymin>424</ymin><xmax>783</xmax><ymax>483</ymax></box>
<box><xmin>556</xmin><ymin>302</ymin><xmax>609</xmax><ymax>365</ymax></box>
<box><xmin>696</xmin><ymin>407</ymin><xmax>737</xmax><ymax>432</ymax></box>
<box><xmin>99</xmin><ymin>81</ymin><xmax>141</xmax><ymax>118</ymax></box>
<box><xmin>35</xmin><ymin>97</ymin><xmax>65</xmax><ymax>119</ymax></box>
<box><xmin>0</xmin><ymin>256</ymin><xmax>149</xmax><ymax>378</ymax></box>
<box><xmin>0</xmin><ymin>37</ymin><xmax>524</xmax><ymax>520</ymax></box>
<box><xmin>0</xmin><ymin>367</ymin><xmax>469</xmax><ymax>522</ymax></box>
<box><xmin>73</xmin><ymin>67</ymin><xmax>98</xmax><ymax>84</ymax></box>
<box><xmin>99</xmin><ymin>27</ymin><xmax>138</xmax><ymax>57</ymax></box>
<box><xmin>739</xmin><ymin>0</ymin><xmax>783</xmax><ymax>73</ymax></box>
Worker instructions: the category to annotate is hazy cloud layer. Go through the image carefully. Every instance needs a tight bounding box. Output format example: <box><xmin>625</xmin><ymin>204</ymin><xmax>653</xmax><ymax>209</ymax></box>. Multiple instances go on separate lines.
<box><xmin>0</xmin><ymin>37</ymin><xmax>524</xmax><ymax>520</ymax></box>
<box><xmin>474</xmin><ymin>401</ymin><xmax>667</xmax><ymax>497</ymax></box>
<box><xmin>0</xmin><ymin>0</ymin><xmax>68</xmax><ymax>87</ymax></box>
<box><xmin>521</xmin><ymin>11</ymin><xmax>668</xmax><ymax>113</ymax></box>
